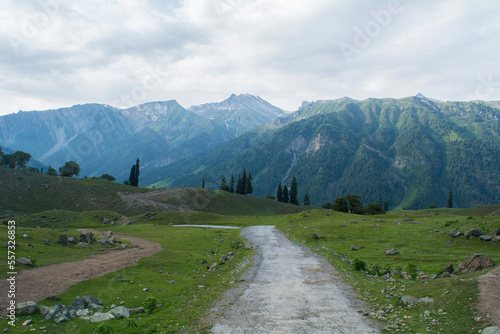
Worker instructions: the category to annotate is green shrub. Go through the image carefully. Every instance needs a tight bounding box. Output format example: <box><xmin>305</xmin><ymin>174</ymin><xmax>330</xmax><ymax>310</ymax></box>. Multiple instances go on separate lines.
<box><xmin>94</xmin><ymin>323</ymin><xmax>113</xmax><ymax>334</ymax></box>
<box><xmin>406</xmin><ymin>262</ymin><xmax>418</xmax><ymax>280</ymax></box>
<box><xmin>352</xmin><ymin>258</ymin><xmax>367</xmax><ymax>271</ymax></box>
<box><xmin>145</xmin><ymin>296</ymin><xmax>159</xmax><ymax>315</ymax></box>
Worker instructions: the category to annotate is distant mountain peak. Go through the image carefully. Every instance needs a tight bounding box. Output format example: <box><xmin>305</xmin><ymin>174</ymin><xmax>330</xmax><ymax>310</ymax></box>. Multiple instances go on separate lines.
<box><xmin>415</xmin><ymin>93</ymin><xmax>426</xmax><ymax>99</ymax></box>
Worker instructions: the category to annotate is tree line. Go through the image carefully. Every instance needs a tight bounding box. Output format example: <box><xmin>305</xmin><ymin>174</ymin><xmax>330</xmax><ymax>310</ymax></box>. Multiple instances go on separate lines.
<box><xmin>219</xmin><ymin>168</ymin><xmax>253</xmax><ymax>195</ymax></box>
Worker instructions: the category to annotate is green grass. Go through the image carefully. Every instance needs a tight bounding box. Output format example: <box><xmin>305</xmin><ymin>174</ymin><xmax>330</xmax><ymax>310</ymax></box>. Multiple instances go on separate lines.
<box><xmin>3</xmin><ymin>224</ymin><xmax>253</xmax><ymax>333</ymax></box>
<box><xmin>0</xmin><ymin>167</ymin><xmax>153</xmax><ymax>215</ymax></box>
<box><xmin>145</xmin><ymin>187</ymin><xmax>314</xmax><ymax>216</ymax></box>
<box><xmin>272</xmin><ymin>209</ymin><xmax>500</xmax><ymax>333</ymax></box>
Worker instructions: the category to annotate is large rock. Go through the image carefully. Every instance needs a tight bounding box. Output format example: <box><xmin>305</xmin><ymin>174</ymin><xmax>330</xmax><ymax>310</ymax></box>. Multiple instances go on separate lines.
<box><xmin>455</xmin><ymin>254</ymin><xmax>495</xmax><ymax>274</ymax></box>
<box><xmin>68</xmin><ymin>296</ymin><xmax>85</xmax><ymax>310</ymax></box>
<box><xmin>76</xmin><ymin>242</ymin><xmax>90</xmax><ymax>247</ymax></box>
<box><xmin>465</xmin><ymin>228</ymin><xmax>482</xmax><ymax>238</ymax></box>
<box><xmin>448</xmin><ymin>230</ymin><xmax>463</xmax><ymax>237</ymax></box>
<box><xmin>57</xmin><ymin>234</ymin><xmax>69</xmax><ymax>246</ymax></box>
<box><xmin>480</xmin><ymin>235</ymin><xmax>492</xmax><ymax>241</ymax></box>
<box><xmin>400</xmin><ymin>295</ymin><xmax>419</xmax><ymax>305</ymax></box>
<box><xmin>483</xmin><ymin>327</ymin><xmax>500</xmax><ymax>334</ymax></box>
<box><xmin>16</xmin><ymin>257</ymin><xmax>33</xmax><ymax>266</ymax></box>
<box><xmin>16</xmin><ymin>301</ymin><xmax>38</xmax><ymax>315</ymax></box>
<box><xmin>90</xmin><ymin>312</ymin><xmax>115</xmax><ymax>323</ymax></box>
<box><xmin>97</xmin><ymin>231</ymin><xmax>115</xmax><ymax>244</ymax></box>
<box><xmin>43</xmin><ymin>304</ymin><xmax>72</xmax><ymax>323</ymax></box>
<box><xmin>385</xmin><ymin>248</ymin><xmax>399</xmax><ymax>255</ymax></box>
<box><xmin>80</xmin><ymin>231</ymin><xmax>93</xmax><ymax>244</ymax></box>
<box><xmin>108</xmin><ymin>306</ymin><xmax>129</xmax><ymax>319</ymax></box>
<box><xmin>82</xmin><ymin>295</ymin><xmax>102</xmax><ymax>306</ymax></box>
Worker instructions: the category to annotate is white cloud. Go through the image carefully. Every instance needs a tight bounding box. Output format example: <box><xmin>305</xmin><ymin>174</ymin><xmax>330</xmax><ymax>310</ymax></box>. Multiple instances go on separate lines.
<box><xmin>0</xmin><ymin>0</ymin><xmax>499</xmax><ymax>115</ymax></box>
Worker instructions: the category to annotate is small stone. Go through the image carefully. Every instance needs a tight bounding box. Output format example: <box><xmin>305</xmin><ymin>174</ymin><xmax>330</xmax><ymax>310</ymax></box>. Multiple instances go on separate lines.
<box><xmin>479</xmin><ymin>235</ymin><xmax>492</xmax><ymax>241</ymax></box>
<box><xmin>15</xmin><ymin>257</ymin><xmax>33</xmax><ymax>266</ymax></box>
<box><xmin>385</xmin><ymin>248</ymin><xmax>399</xmax><ymax>255</ymax></box>
<box><xmin>90</xmin><ymin>312</ymin><xmax>115</xmax><ymax>323</ymax></box>
<box><xmin>351</xmin><ymin>244</ymin><xmax>359</xmax><ymax>251</ymax></box>
<box><xmin>143</xmin><ymin>288</ymin><xmax>148</xmax><ymax>291</ymax></box>
<box><xmin>16</xmin><ymin>301</ymin><xmax>38</xmax><ymax>315</ymax></box>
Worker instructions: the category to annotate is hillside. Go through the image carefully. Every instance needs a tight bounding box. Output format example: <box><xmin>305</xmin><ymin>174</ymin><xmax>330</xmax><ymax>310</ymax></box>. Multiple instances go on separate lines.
<box><xmin>149</xmin><ymin>96</ymin><xmax>500</xmax><ymax>210</ymax></box>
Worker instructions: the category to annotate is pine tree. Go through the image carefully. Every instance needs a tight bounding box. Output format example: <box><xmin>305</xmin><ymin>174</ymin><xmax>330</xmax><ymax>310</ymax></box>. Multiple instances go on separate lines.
<box><xmin>283</xmin><ymin>184</ymin><xmax>289</xmax><ymax>203</ymax></box>
<box><xmin>135</xmin><ymin>158</ymin><xmax>140</xmax><ymax>180</ymax></box>
<box><xmin>220</xmin><ymin>177</ymin><xmax>229</xmax><ymax>192</ymax></box>
<box><xmin>289</xmin><ymin>176</ymin><xmax>299</xmax><ymax>205</ymax></box>
<box><xmin>448</xmin><ymin>191</ymin><xmax>453</xmax><ymax>208</ymax></box>
<box><xmin>129</xmin><ymin>165</ymin><xmax>137</xmax><ymax>186</ymax></box>
<box><xmin>246</xmin><ymin>172</ymin><xmax>253</xmax><ymax>194</ymax></box>
<box><xmin>202</xmin><ymin>179</ymin><xmax>205</xmax><ymax>189</ymax></box>
<box><xmin>276</xmin><ymin>182</ymin><xmax>283</xmax><ymax>202</ymax></box>
<box><xmin>303</xmin><ymin>193</ymin><xmax>310</xmax><ymax>206</ymax></box>
<box><xmin>230</xmin><ymin>174</ymin><xmax>235</xmax><ymax>193</ymax></box>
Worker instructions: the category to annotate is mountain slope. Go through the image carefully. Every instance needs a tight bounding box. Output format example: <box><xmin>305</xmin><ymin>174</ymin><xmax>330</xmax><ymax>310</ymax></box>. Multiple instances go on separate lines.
<box><xmin>149</xmin><ymin>96</ymin><xmax>500</xmax><ymax>209</ymax></box>
<box><xmin>0</xmin><ymin>95</ymin><xmax>284</xmax><ymax>181</ymax></box>
<box><xmin>188</xmin><ymin>94</ymin><xmax>286</xmax><ymax>137</ymax></box>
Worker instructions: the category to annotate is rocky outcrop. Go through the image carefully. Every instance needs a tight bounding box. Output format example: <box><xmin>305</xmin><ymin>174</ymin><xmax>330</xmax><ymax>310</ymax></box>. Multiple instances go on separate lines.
<box><xmin>465</xmin><ymin>228</ymin><xmax>482</xmax><ymax>239</ymax></box>
<box><xmin>80</xmin><ymin>231</ymin><xmax>93</xmax><ymax>244</ymax></box>
<box><xmin>97</xmin><ymin>231</ymin><xmax>115</xmax><ymax>245</ymax></box>
<box><xmin>455</xmin><ymin>254</ymin><xmax>495</xmax><ymax>274</ymax></box>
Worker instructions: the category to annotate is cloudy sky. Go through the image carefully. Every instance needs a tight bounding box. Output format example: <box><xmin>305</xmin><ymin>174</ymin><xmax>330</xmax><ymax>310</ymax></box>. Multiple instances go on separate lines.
<box><xmin>0</xmin><ymin>0</ymin><xmax>499</xmax><ymax>115</ymax></box>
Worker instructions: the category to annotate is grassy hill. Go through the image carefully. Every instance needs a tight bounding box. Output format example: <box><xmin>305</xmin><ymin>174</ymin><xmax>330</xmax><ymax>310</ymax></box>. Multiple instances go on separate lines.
<box><xmin>0</xmin><ymin>167</ymin><xmax>152</xmax><ymax>215</ymax></box>
<box><xmin>141</xmin><ymin>187</ymin><xmax>313</xmax><ymax>216</ymax></box>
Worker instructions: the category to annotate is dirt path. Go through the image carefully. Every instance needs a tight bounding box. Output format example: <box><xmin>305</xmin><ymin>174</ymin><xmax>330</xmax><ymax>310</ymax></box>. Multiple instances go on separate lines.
<box><xmin>210</xmin><ymin>226</ymin><xmax>380</xmax><ymax>333</ymax></box>
<box><xmin>477</xmin><ymin>265</ymin><xmax>500</xmax><ymax>326</ymax></box>
<box><xmin>0</xmin><ymin>230</ymin><xmax>162</xmax><ymax>315</ymax></box>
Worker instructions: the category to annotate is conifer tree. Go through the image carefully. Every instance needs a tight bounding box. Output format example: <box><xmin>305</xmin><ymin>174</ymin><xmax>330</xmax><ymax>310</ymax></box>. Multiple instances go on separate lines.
<box><xmin>230</xmin><ymin>174</ymin><xmax>235</xmax><ymax>193</ymax></box>
<box><xmin>246</xmin><ymin>173</ymin><xmax>253</xmax><ymax>194</ymax></box>
<box><xmin>129</xmin><ymin>165</ymin><xmax>138</xmax><ymax>186</ymax></box>
<box><xmin>289</xmin><ymin>176</ymin><xmax>299</xmax><ymax>205</ymax></box>
<box><xmin>136</xmin><ymin>158</ymin><xmax>140</xmax><ymax>180</ymax></box>
<box><xmin>276</xmin><ymin>182</ymin><xmax>283</xmax><ymax>202</ymax></box>
<box><xmin>303</xmin><ymin>193</ymin><xmax>310</xmax><ymax>206</ymax></box>
<box><xmin>448</xmin><ymin>191</ymin><xmax>453</xmax><ymax>208</ymax></box>
<box><xmin>202</xmin><ymin>179</ymin><xmax>205</xmax><ymax>189</ymax></box>
<box><xmin>283</xmin><ymin>184</ymin><xmax>289</xmax><ymax>203</ymax></box>
<box><xmin>220</xmin><ymin>177</ymin><xmax>229</xmax><ymax>192</ymax></box>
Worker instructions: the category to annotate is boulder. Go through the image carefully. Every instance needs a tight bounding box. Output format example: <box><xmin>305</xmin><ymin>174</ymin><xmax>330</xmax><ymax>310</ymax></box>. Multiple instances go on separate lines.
<box><xmin>97</xmin><ymin>231</ymin><xmax>115</xmax><ymax>244</ymax></box>
<box><xmin>75</xmin><ymin>309</ymin><xmax>89</xmax><ymax>317</ymax></box>
<box><xmin>351</xmin><ymin>244</ymin><xmax>359</xmax><ymax>251</ymax></box>
<box><xmin>493</xmin><ymin>236</ymin><xmax>500</xmax><ymax>244</ymax></box>
<box><xmin>80</xmin><ymin>231</ymin><xmax>93</xmax><ymax>244</ymax></box>
<box><xmin>43</xmin><ymin>304</ymin><xmax>72</xmax><ymax>323</ymax></box>
<box><xmin>87</xmin><ymin>303</ymin><xmax>104</xmax><ymax>311</ymax></box>
<box><xmin>445</xmin><ymin>263</ymin><xmax>454</xmax><ymax>273</ymax></box>
<box><xmin>448</xmin><ymin>230</ymin><xmax>463</xmax><ymax>237</ymax></box>
<box><xmin>108</xmin><ymin>306</ymin><xmax>129</xmax><ymax>319</ymax></box>
<box><xmin>385</xmin><ymin>248</ymin><xmax>399</xmax><ymax>255</ymax></box>
<box><xmin>58</xmin><ymin>234</ymin><xmax>69</xmax><ymax>246</ymax></box>
<box><xmin>479</xmin><ymin>235</ymin><xmax>492</xmax><ymax>241</ymax></box>
<box><xmin>16</xmin><ymin>301</ymin><xmax>38</xmax><ymax>315</ymax></box>
<box><xmin>68</xmin><ymin>296</ymin><xmax>85</xmax><ymax>311</ymax></box>
<box><xmin>76</xmin><ymin>242</ymin><xmax>90</xmax><ymax>247</ymax></box>
<box><xmin>16</xmin><ymin>257</ymin><xmax>33</xmax><ymax>266</ymax></box>
<box><xmin>82</xmin><ymin>295</ymin><xmax>102</xmax><ymax>306</ymax></box>
<box><xmin>455</xmin><ymin>254</ymin><xmax>495</xmax><ymax>274</ymax></box>
<box><xmin>483</xmin><ymin>327</ymin><xmax>500</xmax><ymax>334</ymax></box>
<box><xmin>465</xmin><ymin>228</ymin><xmax>482</xmax><ymax>239</ymax></box>
<box><xmin>102</xmin><ymin>218</ymin><xmax>111</xmax><ymax>224</ymax></box>
<box><xmin>90</xmin><ymin>312</ymin><xmax>115</xmax><ymax>323</ymax></box>
<box><xmin>67</xmin><ymin>237</ymin><xmax>76</xmax><ymax>244</ymax></box>
<box><xmin>129</xmin><ymin>307</ymin><xmax>144</xmax><ymax>314</ymax></box>
<box><xmin>493</xmin><ymin>229</ymin><xmax>500</xmax><ymax>236</ymax></box>
<box><xmin>400</xmin><ymin>295</ymin><xmax>419</xmax><ymax>305</ymax></box>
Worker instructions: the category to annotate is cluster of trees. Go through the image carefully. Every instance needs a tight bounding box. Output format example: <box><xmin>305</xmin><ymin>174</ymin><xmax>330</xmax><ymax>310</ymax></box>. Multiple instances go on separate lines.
<box><xmin>323</xmin><ymin>194</ymin><xmax>386</xmax><ymax>215</ymax></box>
<box><xmin>127</xmin><ymin>158</ymin><xmax>140</xmax><ymax>187</ymax></box>
<box><xmin>276</xmin><ymin>176</ymin><xmax>306</xmax><ymax>206</ymax></box>
<box><xmin>0</xmin><ymin>148</ymin><xmax>32</xmax><ymax>169</ymax></box>
<box><xmin>220</xmin><ymin>168</ymin><xmax>253</xmax><ymax>195</ymax></box>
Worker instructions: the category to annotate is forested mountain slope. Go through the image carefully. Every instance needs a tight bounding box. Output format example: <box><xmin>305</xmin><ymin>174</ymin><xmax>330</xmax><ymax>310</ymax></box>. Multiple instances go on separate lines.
<box><xmin>149</xmin><ymin>96</ymin><xmax>500</xmax><ymax>209</ymax></box>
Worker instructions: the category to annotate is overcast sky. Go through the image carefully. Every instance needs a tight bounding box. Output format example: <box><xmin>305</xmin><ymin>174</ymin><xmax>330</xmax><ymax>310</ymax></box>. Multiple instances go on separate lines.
<box><xmin>0</xmin><ymin>0</ymin><xmax>499</xmax><ymax>115</ymax></box>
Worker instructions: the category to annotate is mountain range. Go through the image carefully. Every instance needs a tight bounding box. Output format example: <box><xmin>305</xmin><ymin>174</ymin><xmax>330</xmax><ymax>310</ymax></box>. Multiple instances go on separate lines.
<box><xmin>1</xmin><ymin>94</ymin><xmax>499</xmax><ymax>209</ymax></box>
<box><xmin>0</xmin><ymin>94</ymin><xmax>285</xmax><ymax>182</ymax></box>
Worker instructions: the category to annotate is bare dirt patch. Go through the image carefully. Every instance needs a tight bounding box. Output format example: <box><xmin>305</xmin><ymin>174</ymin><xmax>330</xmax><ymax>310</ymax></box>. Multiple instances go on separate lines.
<box><xmin>0</xmin><ymin>230</ymin><xmax>162</xmax><ymax>316</ymax></box>
<box><xmin>476</xmin><ymin>265</ymin><xmax>500</xmax><ymax>326</ymax></box>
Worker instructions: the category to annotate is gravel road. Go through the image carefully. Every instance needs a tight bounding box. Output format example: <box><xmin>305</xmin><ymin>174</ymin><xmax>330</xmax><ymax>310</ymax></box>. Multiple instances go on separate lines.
<box><xmin>211</xmin><ymin>226</ymin><xmax>380</xmax><ymax>334</ymax></box>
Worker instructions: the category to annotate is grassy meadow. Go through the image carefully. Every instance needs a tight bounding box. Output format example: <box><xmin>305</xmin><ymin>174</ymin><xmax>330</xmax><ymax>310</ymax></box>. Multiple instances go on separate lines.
<box><xmin>0</xmin><ymin>168</ymin><xmax>498</xmax><ymax>333</ymax></box>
